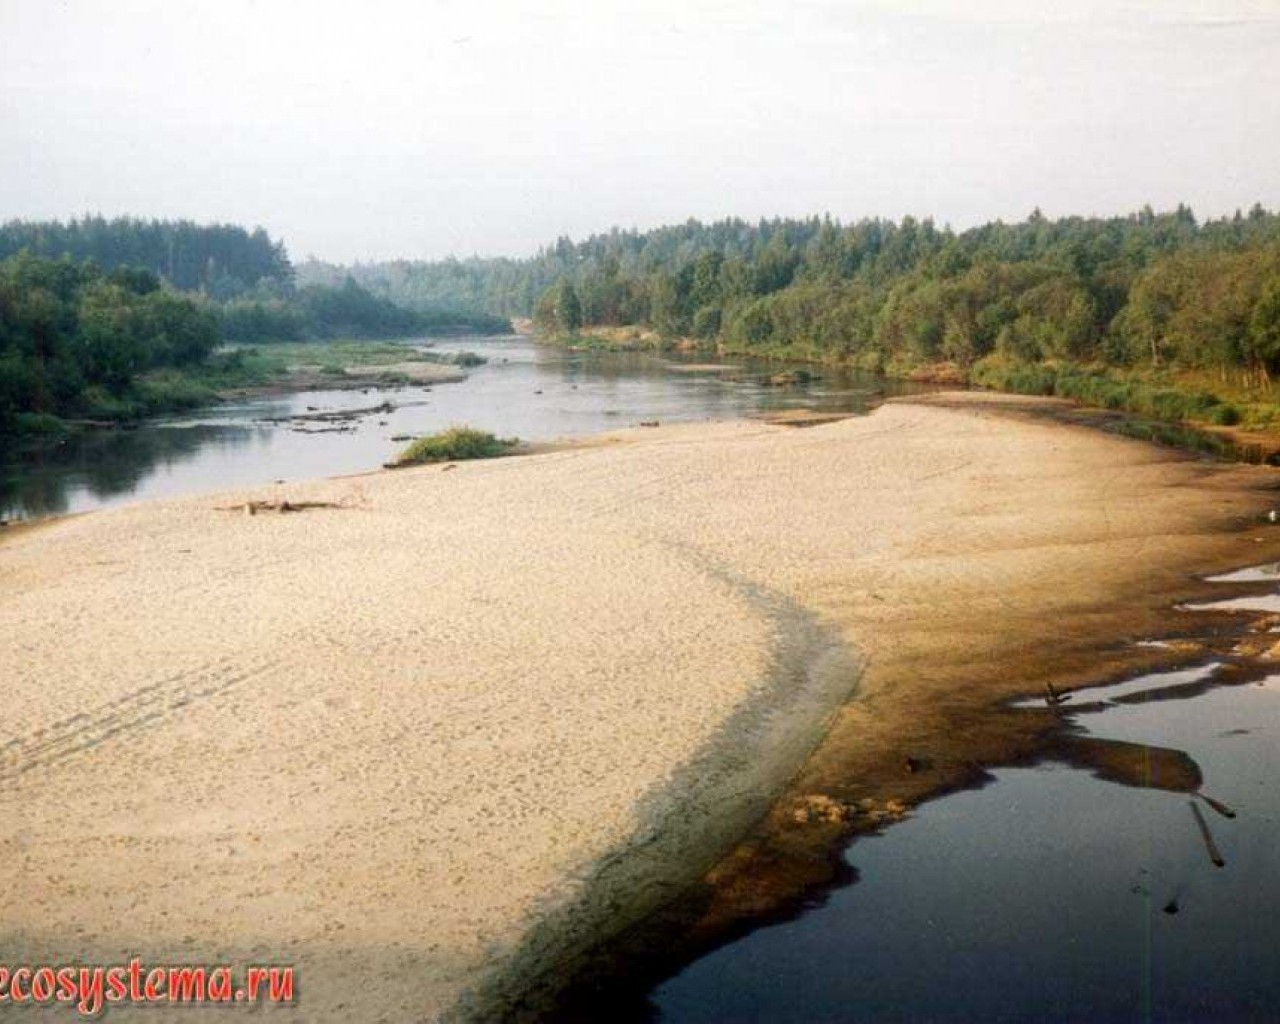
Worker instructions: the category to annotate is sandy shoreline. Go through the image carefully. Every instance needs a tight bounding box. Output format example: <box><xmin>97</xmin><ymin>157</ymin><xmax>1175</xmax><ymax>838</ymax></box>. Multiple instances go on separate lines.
<box><xmin>4</xmin><ymin>395</ymin><xmax>1280</xmax><ymax>1020</ymax></box>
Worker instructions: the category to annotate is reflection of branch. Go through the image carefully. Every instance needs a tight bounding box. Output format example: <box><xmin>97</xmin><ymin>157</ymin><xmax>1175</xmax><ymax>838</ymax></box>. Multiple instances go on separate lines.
<box><xmin>1190</xmin><ymin>801</ymin><xmax>1226</xmax><ymax>868</ymax></box>
<box><xmin>1197</xmin><ymin>792</ymin><xmax>1237</xmax><ymax>819</ymax></box>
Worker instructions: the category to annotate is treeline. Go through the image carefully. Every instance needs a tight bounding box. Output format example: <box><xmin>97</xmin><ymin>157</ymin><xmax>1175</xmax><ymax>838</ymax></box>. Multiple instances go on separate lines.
<box><xmin>0</xmin><ymin>252</ymin><xmax>219</xmax><ymax>433</ymax></box>
<box><xmin>296</xmin><ymin>255</ymin><xmax>550</xmax><ymax>320</ymax></box>
<box><xmin>525</xmin><ymin>205</ymin><xmax>1280</xmax><ymax>384</ymax></box>
<box><xmin>297</xmin><ymin>206</ymin><xmax>1280</xmax><ymax>389</ymax></box>
<box><xmin>1</xmin><ymin>218</ymin><xmax>509</xmax><ymax>343</ymax></box>
<box><xmin>0</xmin><ymin>216</ymin><xmax>292</xmax><ymax>297</ymax></box>
<box><xmin>214</xmin><ymin>278</ymin><xmax>510</xmax><ymax>342</ymax></box>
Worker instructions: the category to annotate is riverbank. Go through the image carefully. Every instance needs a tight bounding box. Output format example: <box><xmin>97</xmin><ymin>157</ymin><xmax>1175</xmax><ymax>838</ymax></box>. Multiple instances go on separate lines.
<box><xmin>0</xmin><ymin>340</ymin><xmax>471</xmax><ymax>449</ymax></box>
<box><xmin>542</xmin><ymin>326</ymin><xmax>1280</xmax><ymax>463</ymax></box>
<box><xmin>4</xmin><ymin>395</ymin><xmax>1280</xmax><ymax>1020</ymax></box>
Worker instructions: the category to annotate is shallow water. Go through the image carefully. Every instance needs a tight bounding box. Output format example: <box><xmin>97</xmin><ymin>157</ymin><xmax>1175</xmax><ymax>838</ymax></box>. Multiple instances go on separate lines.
<box><xmin>1208</xmin><ymin>563</ymin><xmax>1280</xmax><ymax>584</ymax></box>
<box><xmin>0</xmin><ymin>336</ymin><xmax>923</xmax><ymax>522</ymax></box>
<box><xmin>655</xmin><ymin>595</ymin><xmax>1280</xmax><ymax>1021</ymax></box>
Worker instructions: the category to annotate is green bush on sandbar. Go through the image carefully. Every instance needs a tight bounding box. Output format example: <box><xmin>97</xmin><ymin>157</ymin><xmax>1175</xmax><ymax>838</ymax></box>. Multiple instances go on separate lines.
<box><xmin>396</xmin><ymin>426</ymin><xmax>517</xmax><ymax>465</ymax></box>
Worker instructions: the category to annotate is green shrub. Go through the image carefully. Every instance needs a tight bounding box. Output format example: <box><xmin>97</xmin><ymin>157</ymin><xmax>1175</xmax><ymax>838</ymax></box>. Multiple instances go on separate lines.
<box><xmin>12</xmin><ymin>412</ymin><xmax>69</xmax><ymax>436</ymax></box>
<box><xmin>973</xmin><ymin>357</ymin><xmax>1252</xmax><ymax>430</ymax></box>
<box><xmin>1208</xmin><ymin>403</ymin><xmax>1242</xmax><ymax>426</ymax></box>
<box><xmin>133</xmin><ymin>375</ymin><xmax>217</xmax><ymax>413</ymax></box>
<box><xmin>395</xmin><ymin>427</ymin><xmax>517</xmax><ymax>466</ymax></box>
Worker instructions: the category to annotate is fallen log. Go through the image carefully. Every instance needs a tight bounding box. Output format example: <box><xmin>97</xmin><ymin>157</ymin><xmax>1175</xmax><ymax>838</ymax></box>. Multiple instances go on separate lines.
<box><xmin>214</xmin><ymin>500</ymin><xmax>342</xmax><ymax>516</ymax></box>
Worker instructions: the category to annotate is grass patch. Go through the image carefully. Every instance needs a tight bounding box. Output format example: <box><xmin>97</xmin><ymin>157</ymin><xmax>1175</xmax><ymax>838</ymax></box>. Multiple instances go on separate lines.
<box><xmin>131</xmin><ymin>375</ymin><xmax>219</xmax><ymax>414</ymax></box>
<box><xmin>394</xmin><ymin>426</ymin><xmax>518</xmax><ymax>466</ymax></box>
<box><xmin>247</xmin><ymin>338</ymin><xmax>427</xmax><ymax>370</ymax></box>
<box><xmin>971</xmin><ymin>358</ymin><xmax>1249</xmax><ymax>429</ymax></box>
<box><xmin>186</xmin><ymin>348</ymin><xmax>289</xmax><ymax>389</ymax></box>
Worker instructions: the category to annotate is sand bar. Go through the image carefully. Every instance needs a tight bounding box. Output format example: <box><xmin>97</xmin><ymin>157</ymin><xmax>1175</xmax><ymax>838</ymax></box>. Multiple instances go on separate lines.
<box><xmin>3</xmin><ymin>394</ymin><xmax>1280</xmax><ymax>1020</ymax></box>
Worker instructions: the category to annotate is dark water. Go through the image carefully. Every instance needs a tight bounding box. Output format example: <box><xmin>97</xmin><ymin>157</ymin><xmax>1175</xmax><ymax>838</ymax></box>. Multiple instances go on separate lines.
<box><xmin>0</xmin><ymin>336</ymin><xmax>927</xmax><ymax>522</ymax></box>
<box><xmin>656</xmin><ymin>596</ymin><xmax>1280</xmax><ymax>1020</ymax></box>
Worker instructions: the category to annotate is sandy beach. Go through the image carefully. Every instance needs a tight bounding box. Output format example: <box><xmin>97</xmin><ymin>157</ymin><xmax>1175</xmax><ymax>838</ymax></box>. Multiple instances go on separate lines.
<box><xmin>4</xmin><ymin>394</ymin><xmax>1280</xmax><ymax>1021</ymax></box>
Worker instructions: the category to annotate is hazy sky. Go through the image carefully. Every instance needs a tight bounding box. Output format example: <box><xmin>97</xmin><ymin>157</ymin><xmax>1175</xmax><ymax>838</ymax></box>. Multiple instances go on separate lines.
<box><xmin>3</xmin><ymin>1</ymin><xmax>1278</xmax><ymax>263</ymax></box>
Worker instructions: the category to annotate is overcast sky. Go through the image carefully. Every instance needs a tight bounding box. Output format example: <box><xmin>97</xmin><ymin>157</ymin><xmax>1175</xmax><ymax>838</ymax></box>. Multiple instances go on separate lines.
<box><xmin>2</xmin><ymin>1</ymin><xmax>1278</xmax><ymax>263</ymax></box>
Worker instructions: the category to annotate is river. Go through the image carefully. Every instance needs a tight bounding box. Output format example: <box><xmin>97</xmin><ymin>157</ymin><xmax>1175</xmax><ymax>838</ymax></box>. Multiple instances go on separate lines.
<box><xmin>654</xmin><ymin>571</ymin><xmax>1280</xmax><ymax>1022</ymax></box>
<box><xmin>0</xmin><ymin>335</ymin><xmax>929</xmax><ymax>522</ymax></box>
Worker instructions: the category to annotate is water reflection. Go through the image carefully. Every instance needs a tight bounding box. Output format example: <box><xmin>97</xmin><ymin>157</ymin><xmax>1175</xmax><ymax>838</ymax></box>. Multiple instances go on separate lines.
<box><xmin>0</xmin><ymin>424</ymin><xmax>263</xmax><ymax>519</ymax></box>
<box><xmin>656</xmin><ymin>636</ymin><xmax>1280</xmax><ymax>1023</ymax></box>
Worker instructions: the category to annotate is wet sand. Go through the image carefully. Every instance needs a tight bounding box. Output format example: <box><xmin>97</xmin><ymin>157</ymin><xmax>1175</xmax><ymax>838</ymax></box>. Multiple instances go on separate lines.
<box><xmin>3</xmin><ymin>394</ymin><xmax>1280</xmax><ymax>1021</ymax></box>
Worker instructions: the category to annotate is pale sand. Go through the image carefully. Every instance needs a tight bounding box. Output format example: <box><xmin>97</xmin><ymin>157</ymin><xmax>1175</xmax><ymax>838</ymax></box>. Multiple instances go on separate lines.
<box><xmin>2</xmin><ymin>396</ymin><xmax>1277</xmax><ymax>1020</ymax></box>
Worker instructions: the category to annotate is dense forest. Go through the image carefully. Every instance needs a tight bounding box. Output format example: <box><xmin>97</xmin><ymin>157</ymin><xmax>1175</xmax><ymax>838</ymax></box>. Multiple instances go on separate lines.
<box><xmin>519</xmin><ymin>206</ymin><xmax>1280</xmax><ymax>381</ymax></box>
<box><xmin>0</xmin><ymin>252</ymin><xmax>220</xmax><ymax>433</ymax></box>
<box><xmin>299</xmin><ymin>205</ymin><xmax>1280</xmax><ymax>382</ymax></box>
<box><xmin>315</xmin><ymin>205</ymin><xmax>1280</xmax><ymax>428</ymax></box>
<box><xmin>10</xmin><ymin>206</ymin><xmax>1280</xmax><ymax>439</ymax></box>
<box><xmin>214</xmin><ymin>278</ymin><xmax>509</xmax><ymax>343</ymax></box>
<box><xmin>297</xmin><ymin>255</ymin><xmax>550</xmax><ymax>320</ymax></box>
<box><xmin>0</xmin><ymin>219</ymin><xmax>510</xmax><ymax>440</ymax></box>
<box><xmin>0</xmin><ymin>217</ymin><xmax>292</xmax><ymax>296</ymax></box>
<box><xmin>1</xmin><ymin>217</ymin><xmax>509</xmax><ymax>342</ymax></box>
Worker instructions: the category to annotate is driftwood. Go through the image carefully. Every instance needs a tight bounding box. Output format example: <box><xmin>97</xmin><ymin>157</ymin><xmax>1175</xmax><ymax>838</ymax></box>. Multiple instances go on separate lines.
<box><xmin>260</xmin><ymin>401</ymin><xmax>395</xmax><ymax>425</ymax></box>
<box><xmin>215</xmin><ymin>500</ymin><xmax>341</xmax><ymax>516</ymax></box>
<box><xmin>1044</xmin><ymin>682</ymin><xmax>1073</xmax><ymax>708</ymax></box>
<box><xmin>1189</xmin><ymin>801</ymin><xmax>1226</xmax><ymax>867</ymax></box>
<box><xmin>290</xmin><ymin>425</ymin><xmax>356</xmax><ymax>434</ymax></box>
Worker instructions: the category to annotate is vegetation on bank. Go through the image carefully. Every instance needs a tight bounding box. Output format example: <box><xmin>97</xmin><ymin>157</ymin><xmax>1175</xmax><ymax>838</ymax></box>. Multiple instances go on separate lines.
<box><xmin>393</xmin><ymin>427</ymin><xmax>517</xmax><ymax>466</ymax></box>
<box><xmin>0</xmin><ymin>216</ymin><xmax>291</xmax><ymax>296</ymax></box>
<box><xmin>14</xmin><ymin>206</ymin><xmax>1280</xmax><ymax>445</ymax></box>
<box><xmin>289</xmin><ymin>205</ymin><xmax>1280</xmax><ymax>433</ymax></box>
<box><xmin>0</xmin><ymin>217</ymin><xmax>512</xmax><ymax>349</ymax></box>
<box><xmin>0</xmin><ymin>252</ymin><xmax>221</xmax><ymax>438</ymax></box>
<box><xmin>0</xmin><ymin>252</ymin><xmax>488</xmax><ymax>444</ymax></box>
<box><xmin>503</xmin><ymin>206</ymin><xmax>1280</xmax><ymax>433</ymax></box>
<box><xmin>0</xmin><ymin>216</ymin><xmax>512</xmax><ymax>441</ymax></box>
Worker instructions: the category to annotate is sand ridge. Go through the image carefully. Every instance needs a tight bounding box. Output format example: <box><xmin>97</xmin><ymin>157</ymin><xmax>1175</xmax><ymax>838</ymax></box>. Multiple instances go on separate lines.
<box><xmin>3</xmin><ymin>396</ymin><xmax>1279</xmax><ymax>1020</ymax></box>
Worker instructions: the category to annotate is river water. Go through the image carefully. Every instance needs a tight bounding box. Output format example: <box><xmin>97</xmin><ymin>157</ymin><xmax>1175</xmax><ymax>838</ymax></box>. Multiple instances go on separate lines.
<box><xmin>655</xmin><ymin>577</ymin><xmax>1280</xmax><ymax>1022</ymax></box>
<box><xmin>0</xmin><ymin>335</ymin><xmax>928</xmax><ymax>522</ymax></box>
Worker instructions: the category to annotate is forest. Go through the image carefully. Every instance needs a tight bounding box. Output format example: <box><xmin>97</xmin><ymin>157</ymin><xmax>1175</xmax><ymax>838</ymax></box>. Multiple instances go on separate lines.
<box><xmin>10</xmin><ymin>206</ymin><xmax>1280</xmax><ymax>440</ymax></box>
<box><xmin>0</xmin><ymin>252</ymin><xmax>220</xmax><ymax>434</ymax></box>
<box><xmin>316</xmin><ymin>205</ymin><xmax>1280</xmax><ymax>429</ymax></box>
<box><xmin>0</xmin><ymin>219</ymin><xmax>509</xmax><ymax>440</ymax></box>
<box><xmin>303</xmin><ymin>206</ymin><xmax>1280</xmax><ymax>375</ymax></box>
<box><xmin>0</xmin><ymin>216</ymin><xmax>292</xmax><ymax>296</ymax></box>
<box><xmin>0</xmin><ymin>217</ymin><xmax>508</xmax><ymax>342</ymax></box>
